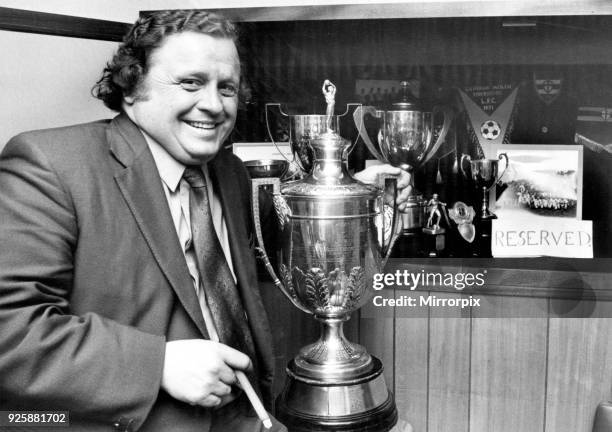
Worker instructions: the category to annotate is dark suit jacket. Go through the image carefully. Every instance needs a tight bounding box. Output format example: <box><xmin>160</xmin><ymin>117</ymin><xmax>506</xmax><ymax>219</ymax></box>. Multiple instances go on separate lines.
<box><xmin>0</xmin><ymin>114</ymin><xmax>275</xmax><ymax>431</ymax></box>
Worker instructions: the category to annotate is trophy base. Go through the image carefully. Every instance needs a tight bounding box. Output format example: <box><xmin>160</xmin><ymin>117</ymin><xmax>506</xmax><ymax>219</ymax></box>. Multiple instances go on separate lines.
<box><xmin>479</xmin><ymin>211</ymin><xmax>497</xmax><ymax>220</ymax></box>
<box><xmin>474</xmin><ymin>218</ymin><xmax>493</xmax><ymax>258</ymax></box>
<box><xmin>276</xmin><ymin>357</ymin><xmax>397</xmax><ymax>432</ymax></box>
<box><xmin>399</xmin><ymin>195</ymin><xmax>425</xmax><ymax>234</ymax></box>
<box><xmin>390</xmin><ymin>229</ymin><xmax>424</xmax><ymax>258</ymax></box>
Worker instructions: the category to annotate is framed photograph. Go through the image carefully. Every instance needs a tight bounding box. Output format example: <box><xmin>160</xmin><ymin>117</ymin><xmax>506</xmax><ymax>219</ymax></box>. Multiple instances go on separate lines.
<box><xmin>493</xmin><ymin>144</ymin><xmax>583</xmax><ymax>220</ymax></box>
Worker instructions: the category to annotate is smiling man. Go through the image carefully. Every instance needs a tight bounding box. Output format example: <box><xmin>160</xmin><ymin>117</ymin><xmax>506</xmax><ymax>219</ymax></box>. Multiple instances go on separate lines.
<box><xmin>122</xmin><ymin>31</ymin><xmax>240</xmax><ymax>165</ymax></box>
<box><xmin>0</xmin><ymin>10</ymin><xmax>285</xmax><ymax>432</ymax></box>
<box><xmin>0</xmin><ymin>9</ymin><xmax>413</xmax><ymax>432</ymax></box>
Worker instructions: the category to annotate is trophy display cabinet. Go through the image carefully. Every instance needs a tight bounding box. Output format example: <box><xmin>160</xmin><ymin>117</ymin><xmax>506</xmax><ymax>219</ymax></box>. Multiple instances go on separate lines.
<box><xmin>198</xmin><ymin>2</ymin><xmax>612</xmax><ymax>432</ymax></box>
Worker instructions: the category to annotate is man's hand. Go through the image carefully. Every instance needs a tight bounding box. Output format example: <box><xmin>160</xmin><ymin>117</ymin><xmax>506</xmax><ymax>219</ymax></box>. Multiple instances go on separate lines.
<box><xmin>161</xmin><ymin>339</ymin><xmax>252</xmax><ymax>408</ymax></box>
<box><xmin>354</xmin><ymin>164</ymin><xmax>412</xmax><ymax>211</ymax></box>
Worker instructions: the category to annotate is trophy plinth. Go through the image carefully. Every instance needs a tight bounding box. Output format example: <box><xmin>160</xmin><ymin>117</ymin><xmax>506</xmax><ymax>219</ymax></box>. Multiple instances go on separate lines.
<box><xmin>252</xmin><ymin>125</ymin><xmax>399</xmax><ymax>432</ymax></box>
<box><xmin>276</xmin><ymin>356</ymin><xmax>397</xmax><ymax>432</ymax></box>
<box><xmin>277</xmin><ymin>315</ymin><xmax>397</xmax><ymax>431</ymax></box>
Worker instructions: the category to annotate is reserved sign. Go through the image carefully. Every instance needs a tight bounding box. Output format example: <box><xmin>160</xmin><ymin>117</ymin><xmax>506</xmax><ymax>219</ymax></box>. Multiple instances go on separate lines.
<box><xmin>492</xmin><ymin>218</ymin><xmax>593</xmax><ymax>258</ymax></box>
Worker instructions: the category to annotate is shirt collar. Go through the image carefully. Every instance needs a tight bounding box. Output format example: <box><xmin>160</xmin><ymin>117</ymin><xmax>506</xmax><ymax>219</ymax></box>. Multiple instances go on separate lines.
<box><xmin>140</xmin><ymin>130</ymin><xmax>213</xmax><ymax>193</ymax></box>
<box><xmin>141</xmin><ymin>131</ymin><xmax>184</xmax><ymax>192</ymax></box>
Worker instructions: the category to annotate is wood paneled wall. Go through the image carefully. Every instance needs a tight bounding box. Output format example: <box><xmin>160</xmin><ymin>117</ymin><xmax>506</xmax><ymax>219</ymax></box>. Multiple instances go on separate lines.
<box><xmin>360</xmin><ymin>291</ymin><xmax>612</xmax><ymax>432</ymax></box>
<box><xmin>260</xmin><ymin>258</ymin><xmax>612</xmax><ymax>431</ymax></box>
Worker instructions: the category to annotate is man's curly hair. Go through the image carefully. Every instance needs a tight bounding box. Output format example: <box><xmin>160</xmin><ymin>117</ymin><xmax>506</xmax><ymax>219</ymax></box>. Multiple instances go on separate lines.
<box><xmin>92</xmin><ymin>10</ymin><xmax>238</xmax><ymax>112</ymax></box>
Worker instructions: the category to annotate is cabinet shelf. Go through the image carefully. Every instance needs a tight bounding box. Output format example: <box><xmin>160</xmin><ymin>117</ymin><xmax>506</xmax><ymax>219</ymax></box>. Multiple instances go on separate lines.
<box><xmin>201</xmin><ymin>1</ymin><xmax>612</xmax><ymax>22</ymax></box>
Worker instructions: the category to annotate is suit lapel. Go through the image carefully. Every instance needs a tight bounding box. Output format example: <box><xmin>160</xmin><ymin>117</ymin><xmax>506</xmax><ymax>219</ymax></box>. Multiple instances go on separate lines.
<box><xmin>108</xmin><ymin>114</ymin><xmax>209</xmax><ymax>338</ymax></box>
<box><xmin>209</xmin><ymin>154</ymin><xmax>251</xmax><ymax>257</ymax></box>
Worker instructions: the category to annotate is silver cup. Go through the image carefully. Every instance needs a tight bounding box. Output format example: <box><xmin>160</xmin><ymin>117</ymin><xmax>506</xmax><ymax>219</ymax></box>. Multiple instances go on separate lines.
<box><xmin>243</xmin><ymin>159</ymin><xmax>289</xmax><ymax>180</ymax></box>
<box><xmin>266</xmin><ymin>103</ymin><xmax>359</xmax><ymax>175</ymax></box>
<box><xmin>460</xmin><ymin>153</ymin><xmax>509</xmax><ymax>219</ymax></box>
<box><xmin>252</xmin><ymin>130</ymin><xmax>399</xmax><ymax>432</ymax></box>
<box><xmin>354</xmin><ymin>105</ymin><xmax>452</xmax><ymax>232</ymax></box>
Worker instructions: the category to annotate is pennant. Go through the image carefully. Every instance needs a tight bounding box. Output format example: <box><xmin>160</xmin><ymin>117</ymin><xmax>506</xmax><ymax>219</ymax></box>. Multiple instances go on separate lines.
<box><xmin>459</xmin><ymin>84</ymin><xmax>519</xmax><ymax>158</ymax></box>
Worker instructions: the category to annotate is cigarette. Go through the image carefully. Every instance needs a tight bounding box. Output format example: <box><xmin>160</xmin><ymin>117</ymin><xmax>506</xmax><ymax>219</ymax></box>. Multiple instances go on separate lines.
<box><xmin>235</xmin><ymin>370</ymin><xmax>272</xmax><ymax>429</ymax></box>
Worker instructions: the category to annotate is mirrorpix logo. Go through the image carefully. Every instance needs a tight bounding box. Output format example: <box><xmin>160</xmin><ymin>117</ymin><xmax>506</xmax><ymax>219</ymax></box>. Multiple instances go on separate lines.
<box><xmin>371</xmin><ymin>269</ymin><xmax>487</xmax><ymax>309</ymax></box>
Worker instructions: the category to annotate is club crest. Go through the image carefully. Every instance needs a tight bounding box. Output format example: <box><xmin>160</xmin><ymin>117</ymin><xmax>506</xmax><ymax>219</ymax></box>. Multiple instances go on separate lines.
<box><xmin>534</xmin><ymin>74</ymin><xmax>562</xmax><ymax>105</ymax></box>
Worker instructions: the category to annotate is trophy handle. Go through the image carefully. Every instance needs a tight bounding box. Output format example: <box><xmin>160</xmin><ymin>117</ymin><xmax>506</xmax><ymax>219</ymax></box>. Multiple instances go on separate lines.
<box><xmin>265</xmin><ymin>103</ymin><xmax>293</xmax><ymax>165</ymax></box>
<box><xmin>460</xmin><ymin>154</ymin><xmax>472</xmax><ymax>179</ymax></box>
<box><xmin>379</xmin><ymin>175</ymin><xmax>401</xmax><ymax>266</ymax></box>
<box><xmin>339</xmin><ymin>103</ymin><xmax>362</xmax><ymax>157</ymax></box>
<box><xmin>496</xmin><ymin>152</ymin><xmax>509</xmax><ymax>185</ymax></box>
<box><xmin>251</xmin><ymin>178</ymin><xmax>312</xmax><ymax>314</ymax></box>
<box><xmin>422</xmin><ymin>105</ymin><xmax>454</xmax><ymax>165</ymax></box>
<box><xmin>338</xmin><ymin>102</ymin><xmax>362</xmax><ymax>118</ymax></box>
<box><xmin>353</xmin><ymin>105</ymin><xmax>386</xmax><ymax>163</ymax></box>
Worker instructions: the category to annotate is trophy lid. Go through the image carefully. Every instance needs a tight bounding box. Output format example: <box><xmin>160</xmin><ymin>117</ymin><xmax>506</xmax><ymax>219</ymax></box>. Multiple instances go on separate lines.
<box><xmin>282</xmin><ymin>129</ymin><xmax>379</xmax><ymax>198</ymax></box>
<box><xmin>281</xmin><ymin>129</ymin><xmax>381</xmax><ymax>218</ymax></box>
<box><xmin>391</xmin><ymin>81</ymin><xmax>421</xmax><ymax>111</ymax></box>
<box><xmin>279</xmin><ymin>80</ymin><xmax>382</xmax><ymax>218</ymax></box>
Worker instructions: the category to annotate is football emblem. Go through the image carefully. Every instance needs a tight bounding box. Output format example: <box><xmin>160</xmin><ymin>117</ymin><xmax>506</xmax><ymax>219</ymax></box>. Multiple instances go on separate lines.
<box><xmin>480</xmin><ymin>120</ymin><xmax>501</xmax><ymax>140</ymax></box>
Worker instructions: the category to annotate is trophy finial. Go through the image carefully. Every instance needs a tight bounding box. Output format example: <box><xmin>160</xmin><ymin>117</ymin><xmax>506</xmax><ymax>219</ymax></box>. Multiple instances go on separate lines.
<box><xmin>322</xmin><ymin>79</ymin><xmax>336</xmax><ymax>108</ymax></box>
<box><xmin>322</xmin><ymin>80</ymin><xmax>337</xmax><ymax>131</ymax></box>
<box><xmin>392</xmin><ymin>80</ymin><xmax>419</xmax><ymax>110</ymax></box>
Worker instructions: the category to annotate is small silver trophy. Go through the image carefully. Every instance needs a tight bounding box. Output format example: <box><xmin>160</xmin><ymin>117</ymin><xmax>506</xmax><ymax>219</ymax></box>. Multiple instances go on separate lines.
<box><xmin>253</xmin><ymin>82</ymin><xmax>399</xmax><ymax>432</ymax></box>
<box><xmin>460</xmin><ymin>153</ymin><xmax>509</xmax><ymax>219</ymax></box>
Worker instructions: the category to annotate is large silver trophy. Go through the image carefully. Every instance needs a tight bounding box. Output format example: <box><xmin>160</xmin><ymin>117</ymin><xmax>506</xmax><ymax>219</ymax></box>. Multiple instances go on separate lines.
<box><xmin>252</xmin><ymin>83</ymin><xmax>399</xmax><ymax>431</ymax></box>
<box><xmin>354</xmin><ymin>81</ymin><xmax>452</xmax><ymax>233</ymax></box>
<box><xmin>266</xmin><ymin>81</ymin><xmax>360</xmax><ymax>175</ymax></box>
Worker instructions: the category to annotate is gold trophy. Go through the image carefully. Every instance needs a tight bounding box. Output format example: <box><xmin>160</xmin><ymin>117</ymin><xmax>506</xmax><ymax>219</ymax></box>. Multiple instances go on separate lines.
<box><xmin>252</xmin><ymin>82</ymin><xmax>399</xmax><ymax>431</ymax></box>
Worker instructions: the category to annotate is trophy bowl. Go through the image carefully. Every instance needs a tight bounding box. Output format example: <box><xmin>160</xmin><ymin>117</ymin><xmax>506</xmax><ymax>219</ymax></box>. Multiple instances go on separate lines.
<box><xmin>266</xmin><ymin>103</ymin><xmax>360</xmax><ymax>175</ymax></box>
<box><xmin>378</xmin><ymin>110</ymin><xmax>434</xmax><ymax>170</ymax></box>
<box><xmin>243</xmin><ymin>159</ymin><xmax>289</xmax><ymax>179</ymax></box>
<box><xmin>354</xmin><ymin>104</ymin><xmax>452</xmax><ymax>233</ymax></box>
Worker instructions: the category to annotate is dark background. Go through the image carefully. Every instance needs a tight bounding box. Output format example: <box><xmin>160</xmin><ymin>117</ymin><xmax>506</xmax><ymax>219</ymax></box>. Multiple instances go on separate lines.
<box><xmin>233</xmin><ymin>15</ymin><xmax>612</xmax><ymax>257</ymax></box>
